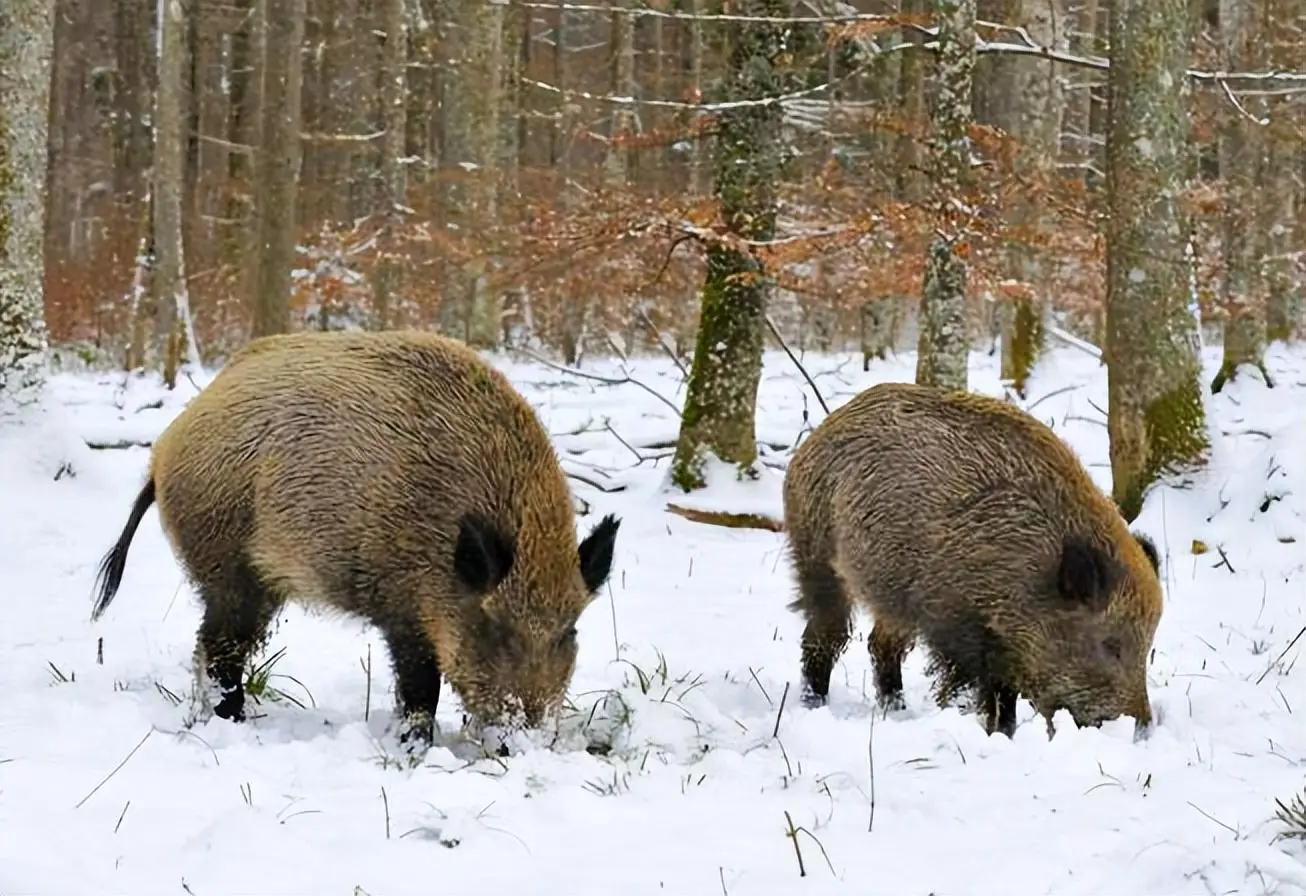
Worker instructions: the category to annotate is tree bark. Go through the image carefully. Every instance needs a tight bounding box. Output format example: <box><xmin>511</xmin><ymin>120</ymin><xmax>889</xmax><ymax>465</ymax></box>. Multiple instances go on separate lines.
<box><xmin>437</xmin><ymin>0</ymin><xmax>507</xmax><ymax>347</ymax></box>
<box><xmin>248</xmin><ymin>0</ymin><xmax>304</xmax><ymax>338</ymax></box>
<box><xmin>914</xmin><ymin>0</ymin><xmax>976</xmax><ymax>393</ymax></box>
<box><xmin>1105</xmin><ymin>0</ymin><xmax>1208</xmax><ymax>522</ymax></box>
<box><xmin>371</xmin><ymin>0</ymin><xmax>408</xmax><ymax>330</ymax></box>
<box><xmin>153</xmin><ymin>0</ymin><xmax>201</xmax><ymax>385</ymax></box>
<box><xmin>670</xmin><ymin>0</ymin><xmax>798</xmax><ymax>491</ymax></box>
<box><xmin>1210</xmin><ymin>0</ymin><xmax>1270</xmax><ymax>392</ymax></box>
<box><xmin>996</xmin><ymin>0</ymin><xmax>1063</xmax><ymax>397</ymax></box>
<box><xmin>0</xmin><ymin>0</ymin><xmax>55</xmax><ymax>398</ymax></box>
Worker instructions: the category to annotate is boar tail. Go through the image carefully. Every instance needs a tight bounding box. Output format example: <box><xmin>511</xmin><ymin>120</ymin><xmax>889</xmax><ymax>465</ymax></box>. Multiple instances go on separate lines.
<box><xmin>90</xmin><ymin>478</ymin><xmax>157</xmax><ymax>621</ymax></box>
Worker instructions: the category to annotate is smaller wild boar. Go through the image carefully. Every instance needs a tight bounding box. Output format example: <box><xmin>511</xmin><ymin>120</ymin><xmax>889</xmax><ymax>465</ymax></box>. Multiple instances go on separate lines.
<box><xmin>91</xmin><ymin>329</ymin><xmax>621</xmax><ymax>746</ymax></box>
<box><xmin>783</xmin><ymin>381</ymin><xmax>1163</xmax><ymax>737</ymax></box>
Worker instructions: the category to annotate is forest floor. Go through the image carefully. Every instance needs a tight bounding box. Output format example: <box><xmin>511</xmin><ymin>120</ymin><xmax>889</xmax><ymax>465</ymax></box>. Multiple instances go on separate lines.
<box><xmin>1</xmin><ymin>338</ymin><xmax>1304</xmax><ymax>895</ymax></box>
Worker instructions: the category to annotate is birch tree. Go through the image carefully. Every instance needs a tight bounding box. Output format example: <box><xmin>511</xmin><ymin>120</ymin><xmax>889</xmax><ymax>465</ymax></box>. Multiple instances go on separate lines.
<box><xmin>0</xmin><ymin>0</ymin><xmax>55</xmax><ymax>399</ymax></box>
<box><xmin>1105</xmin><ymin>0</ymin><xmax>1208</xmax><ymax>521</ymax></box>
<box><xmin>670</xmin><ymin>0</ymin><xmax>802</xmax><ymax>491</ymax></box>
<box><xmin>914</xmin><ymin>0</ymin><xmax>976</xmax><ymax>392</ymax></box>
<box><xmin>249</xmin><ymin>0</ymin><xmax>305</xmax><ymax>338</ymax></box>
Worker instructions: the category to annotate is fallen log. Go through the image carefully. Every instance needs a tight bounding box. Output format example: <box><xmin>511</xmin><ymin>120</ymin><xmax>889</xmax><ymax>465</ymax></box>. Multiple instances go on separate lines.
<box><xmin>665</xmin><ymin>502</ymin><xmax>785</xmax><ymax>533</ymax></box>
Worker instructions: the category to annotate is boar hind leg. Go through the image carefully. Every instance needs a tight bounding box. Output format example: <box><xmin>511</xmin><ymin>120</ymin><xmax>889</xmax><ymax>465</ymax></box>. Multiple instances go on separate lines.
<box><xmin>195</xmin><ymin>559</ymin><xmax>282</xmax><ymax>723</ymax></box>
<box><xmin>375</xmin><ymin>617</ymin><xmax>442</xmax><ymax>745</ymax></box>
<box><xmin>979</xmin><ymin>683</ymin><xmax>1018</xmax><ymax>737</ymax></box>
<box><xmin>790</xmin><ymin>560</ymin><xmax>852</xmax><ymax>708</ymax></box>
<box><xmin>868</xmin><ymin>621</ymin><xmax>913</xmax><ymax>712</ymax></box>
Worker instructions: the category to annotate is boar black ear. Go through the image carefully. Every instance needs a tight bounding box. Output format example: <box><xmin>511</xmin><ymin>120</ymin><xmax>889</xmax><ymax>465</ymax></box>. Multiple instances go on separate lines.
<box><xmin>1132</xmin><ymin>531</ymin><xmax>1160</xmax><ymax>576</ymax></box>
<box><xmin>1057</xmin><ymin>535</ymin><xmax>1114</xmax><ymax>611</ymax></box>
<box><xmin>453</xmin><ymin>512</ymin><xmax>516</xmax><ymax>595</ymax></box>
<box><xmin>578</xmin><ymin>514</ymin><xmax>621</xmax><ymax>595</ymax></box>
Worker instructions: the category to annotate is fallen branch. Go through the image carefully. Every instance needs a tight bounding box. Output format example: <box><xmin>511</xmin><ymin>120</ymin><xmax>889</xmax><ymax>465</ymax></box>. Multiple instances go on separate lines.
<box><xmin>85</xmin><ymin>439</ymin><xmax>154</xmax><ymax>451</ymax></box>
<box><xmin>666</xmin><ymin>503</ymin><xmax>785</xmax><ymax>532</ymax></box>
<box><xmin>566</xmin><ymin>471</ymin><xmax>628</xmax><ymax>493</ymax></box>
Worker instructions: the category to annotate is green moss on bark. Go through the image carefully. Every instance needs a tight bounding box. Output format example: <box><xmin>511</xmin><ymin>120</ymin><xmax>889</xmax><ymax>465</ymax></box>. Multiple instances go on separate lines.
<box><xmin>1114</xmin><ymin>379</ymin><xmax>1209</xmax><ymax>521</ymax></box>
<box><xmin>670</xmin><ymin>247</ymin><xmax>766</xmax><ymax>491</ymax></box>
<box><xmin>1002</xmin><ymin>298</ymin><xmax>1045</xmax><ymax>398</ymax></box>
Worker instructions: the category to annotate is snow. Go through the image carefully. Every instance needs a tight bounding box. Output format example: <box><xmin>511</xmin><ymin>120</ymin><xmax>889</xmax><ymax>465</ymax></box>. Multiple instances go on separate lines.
<box><xmin>2</xmin><ymin>340</ymin><xmax>1304</xmax><ymax>895</ymax></box>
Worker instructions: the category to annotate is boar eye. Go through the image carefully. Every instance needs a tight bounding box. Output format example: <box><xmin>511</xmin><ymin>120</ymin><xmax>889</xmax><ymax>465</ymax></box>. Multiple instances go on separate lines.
<box><xmin>555</xmin><ymin>627</ymin><xmax>578</xmax><ymax>649</ymax></box>
<box><xmin>1101</xmin><ymin>636</ymin><xmax>1123</xmax><ymax>661</ymax></box>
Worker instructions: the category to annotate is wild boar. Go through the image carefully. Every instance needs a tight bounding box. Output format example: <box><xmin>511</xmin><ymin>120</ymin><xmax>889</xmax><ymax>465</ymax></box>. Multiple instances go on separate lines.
<box><xmin>783</xmin><ymin>381</ymin><xmax>1162</xmax><ymax>737</ymax></box>
<box><xmin>91</xmin><ymin>329</ymin><xmax>621</xmax><ymax>746</ymax></box>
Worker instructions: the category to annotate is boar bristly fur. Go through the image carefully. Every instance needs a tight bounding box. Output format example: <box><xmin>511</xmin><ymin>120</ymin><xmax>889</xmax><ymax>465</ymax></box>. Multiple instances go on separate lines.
<box><xmin>91</xmin><ymin>330</ymin><xmax>621</xmax><ymax>744</ymax></box>
<box><xmin>783</xmin><ymin>381</ymin><xmax>1163</xmax><ymax>738</ymax></box>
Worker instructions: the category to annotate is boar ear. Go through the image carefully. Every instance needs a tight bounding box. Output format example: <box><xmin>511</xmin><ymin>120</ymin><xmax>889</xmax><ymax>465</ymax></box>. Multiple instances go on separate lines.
<box><xmin>1132</xmin><ymin>531</ymin><xmax>1160</xmax><ymax>576</ymax></box>
<box><xmin>578</xmin><ymin>514</ymin><xmax>621</xmax><ymax>595</ymax></box>
<box><xmin>453</xmin><ymin>512</ymin><xmax>516</xmax><ymax>595</ymax></box>
<box><xmin>1057</xmin><ymin>535</ymin><xmax>1115</xmax><ymax>611</ymax></box>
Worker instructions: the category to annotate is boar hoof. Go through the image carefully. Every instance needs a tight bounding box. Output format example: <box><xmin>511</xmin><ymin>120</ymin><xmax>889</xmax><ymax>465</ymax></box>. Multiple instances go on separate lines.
<box><xmin>397</xmin><ymin>710</ymin><xmax>435</xmax><ymax>748</ymax></box>
<box><xmin>799</xmin><ymin>682</ymin><xmax>828</xmax><ymax>709</ymax></box>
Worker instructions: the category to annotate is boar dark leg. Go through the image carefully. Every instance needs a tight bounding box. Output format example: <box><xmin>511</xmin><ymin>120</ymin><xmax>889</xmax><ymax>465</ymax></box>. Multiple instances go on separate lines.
<box><xmin>791</xmin><ymin>561</ymin><xmax>852</xmax><ymax>707</ymax></box>
<box><xmin>868</xmin><ymin>621</ymin><xmax>913</xmax><ymax>711</ymax></box>
<box><xmin>195</xmin><ymin>559</ymin><xmax>283</xmax><ymax>723</ymax></box>
<box><xmin>979</xmin><ymin>682</ymin><xmax>1018</xmax><ymax>737</ymax></box>
<box><xmin>375</xmin><ymin>617</ymin><xmax>442</xmax><ymax>744</ymax></box>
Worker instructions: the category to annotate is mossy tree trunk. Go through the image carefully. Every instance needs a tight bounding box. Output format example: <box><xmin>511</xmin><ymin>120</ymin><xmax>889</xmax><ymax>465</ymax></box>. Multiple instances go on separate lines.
<box><xmin>669</xmin><ymin>0</ymin><xmax>799</xmax><ymax>492</ymax></box>
<box><xmin>995</xmin><ymin>0</ymin><xmax>1063</xmax><ymax>397</ymax></box>
<box><xmin>1105</xmin><ymin>0</ymin><xmax>1208</xmax><ymax>522</ymax></box>
<box><xmin>249</xmin><ymin>0</ymin><xmax>305</xmax><ymax>339</ymax></box>
<box><xmin>1210</xmin><ymin>0</ymin><xmax>1270</xmax><ymax>393</ymax></box>
<box><xmin>914</xmin><ymin>0</ymin><xmax>976</xmax><ymax>393</ymax></box>
<box><xmin>0</xmin><ymin>0</ymin><xmax>54</xmax><ymax>399</ymax></box>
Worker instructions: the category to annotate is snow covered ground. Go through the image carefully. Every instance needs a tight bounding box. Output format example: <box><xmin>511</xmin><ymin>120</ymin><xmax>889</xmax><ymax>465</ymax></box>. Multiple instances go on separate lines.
<box><xmin>1</xmin><ymin>339</ymin><xmax>1304</xmax><ymax>896</ymax></box>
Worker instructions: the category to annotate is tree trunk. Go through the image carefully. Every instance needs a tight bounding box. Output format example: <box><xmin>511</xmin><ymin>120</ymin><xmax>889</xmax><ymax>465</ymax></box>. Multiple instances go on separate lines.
<box><xmin>153</xmin><ymin>0</ymin><xmax>202</xmax><ymax>386</ymax></box>
<box><xmin>669</xmin><ymin>0</ymin><xmax>797</xmax><ymax>492</ymax></box>
<box><xmin>996</xmin><ymin>0</ymin><xmax>1063</xmax><ymax>397</ymax></box>
<box><xmin>248</xmin><ymin>0</ymin><xmax>304</xmax><ymax>338</ymax></box>
<box><xmin>371</xmin><ymin>0</ymin><xmax>408</xmax><ymax>330</ymax></box>
<box><xmin>1105</xmin><ymin>0</ymin><xmax>1208</xmax><ymax>522</ymax></box>
<box><xmin>225</xmin><ymin>0</ymin><xmax>263</xmax><ymax>269</ymax></box>
<box><xmin>1211</xmin><ymin>0</ymin><xmax>1270</xmax><ymax>392</ymax></box>
<box><xmin>914</xmin><ymin>0</ymin><xmax>976</xmax><ymax>393</ymax></box>
<box><xmin>0</xmin><ymin>0</ymin><xmax>55</xmax><ymax>398</ymax></box>
<box><xmin>437</xmin><ymin>0</ymin><xmax>506</xmax><ymax>348</ymax></box>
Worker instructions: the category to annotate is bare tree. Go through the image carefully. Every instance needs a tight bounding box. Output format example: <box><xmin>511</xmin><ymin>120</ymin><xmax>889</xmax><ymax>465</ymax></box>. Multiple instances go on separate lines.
<box><xmin>372</xmin><ymin>0</ymin><xmax>408</xmax><ymax>330</ymax></box>
<box><xmin>1105</xmin><ymin>0</ymin><xmax>1208</xmax><ymax>521</ymax></box>
<box><xmin>249</xmin><ymin>0</ymin><xmax>305</xmax><ymax>338</ymax></box>
<box><xmin>914</xmin><ymin>0</ymin><xmax>976</xmax><ymax>392</ymax></box>
<box><xmin>152</xmin><ymin>0</ymin><xmax>202</xmax><ymax>385</ymax></box>
<box><xmin>0</xmin><ymin>0</ymin><xmax>55</xmax><ymax>398</ymax></box>
<box><xmin>995</xmin><ymin>0</ymin><xmax>1065</xmax><ymax>397</ymax></box>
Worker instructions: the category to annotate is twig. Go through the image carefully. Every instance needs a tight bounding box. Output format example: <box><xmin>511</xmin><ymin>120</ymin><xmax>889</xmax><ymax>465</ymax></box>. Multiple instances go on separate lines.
<box><xmin>763</xmin><ymin>313</ymin><xmax>830</xmax><ymax>416</ymax></box>
<box><xmin>75</xmin><ymin>728</ymin><xmax>154</xmax><ymax>809</ymax></box>
<box><xmin>361</xmin><ymin>643</ymin><xmax>373</xmax><ymax>723</ymax></box>
<box><xmin>566</xmin><ymin>471</ymin><xmax>628</xmax><ymax>494</ymax></box>
<box><xmin>1256</xmin><ymin>626</ymin><xmax>1306</xmax><ymax>685</ymax></box>
<box><xmin>867</xmin><ymin>713</ymin><xmax>877</xmax><ymax>833</ymax></box>
<box><xmin>515</xmin><ymin>347</ymin><xmax>682</xmax><ymax>418</ymax></box>
<box><xmin>773</xmin><ymin>681</ymin><xmax>791</xmax><ymax>739</ymax></box>
<box><xmin>381</xmin><ymin>787</ymin><xmax>392</xmax><ymax>840</ymax></box>
<box><xmin>783</xmin><ymin>810</ymin><xmax>807</xmax><ymax>877</ymax></box>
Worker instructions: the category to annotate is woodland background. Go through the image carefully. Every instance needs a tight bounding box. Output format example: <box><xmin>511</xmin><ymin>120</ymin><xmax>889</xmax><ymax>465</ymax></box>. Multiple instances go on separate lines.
<box><xmin>1</xmin><ymin>0</ymin><xmax>1305</xmax><ymax>508</ymax></box>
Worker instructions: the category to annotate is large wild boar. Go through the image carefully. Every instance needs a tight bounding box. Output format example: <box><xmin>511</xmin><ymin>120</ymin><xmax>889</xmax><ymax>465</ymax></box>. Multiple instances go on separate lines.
<box><xmin>783</xmin><ymin>381</ymin><xmax>1162</xmax><ymax>737</ymax></box>
<box><xmin>91</xmin><ymin>329</ymin><xmax>621</xmax><ymax>745</ymax></box>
